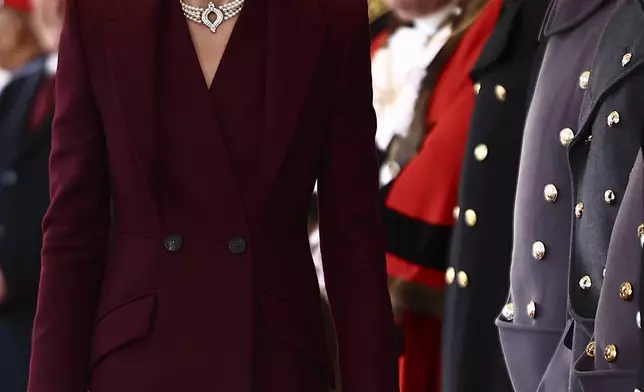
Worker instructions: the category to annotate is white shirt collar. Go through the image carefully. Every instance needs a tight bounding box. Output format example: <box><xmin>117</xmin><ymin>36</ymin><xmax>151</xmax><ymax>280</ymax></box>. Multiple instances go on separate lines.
<box><xmin>0</xmin><ymin>69</ymin><xmax>10</xmax><ymax>94</ymax></box>
<box><xmin>45</xmin><ymin>53</ymin><xmax>58</xmax><ymax>76</ymax></box>
<box><xmin>413</xmin><ymin>3</ymin><xmax>461</xmax><ymax>36</ymax></box>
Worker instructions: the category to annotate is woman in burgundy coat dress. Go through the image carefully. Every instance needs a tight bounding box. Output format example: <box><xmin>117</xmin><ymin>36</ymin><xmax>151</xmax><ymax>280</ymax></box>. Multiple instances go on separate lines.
<box><xmin>26</xmin><ymin>0</ymin><xmax>398</xmax><ymax>391</ymax></box>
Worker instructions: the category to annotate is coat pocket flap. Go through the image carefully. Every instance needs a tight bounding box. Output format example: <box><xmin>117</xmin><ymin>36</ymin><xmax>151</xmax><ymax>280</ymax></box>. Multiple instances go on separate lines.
<box><xmin>90</xmin><ymin>293</ymin><xmax>156</xmax><ymax>369</ymax></box>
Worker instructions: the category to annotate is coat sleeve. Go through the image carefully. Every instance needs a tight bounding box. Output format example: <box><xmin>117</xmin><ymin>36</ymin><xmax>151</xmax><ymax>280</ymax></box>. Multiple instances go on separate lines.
<box><xmin>316</xmin><ymin>3</ymin><xmax>398</xmax><ymax>392</ymax></box>
<box><xmin>28</xmin><ymin>0</ymin><xmax>110</xmax><ymax>391</ymax></box>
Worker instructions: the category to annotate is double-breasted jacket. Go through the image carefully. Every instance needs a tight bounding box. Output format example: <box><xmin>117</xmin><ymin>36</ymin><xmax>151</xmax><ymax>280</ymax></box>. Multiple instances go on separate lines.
<box><xmin>441</xmin><ymin>0</ymin><xmax>548</xmax><ymax>391</ymax></box>
<box><xmin>26</xmin><ymin>0</ymin><xmax>398</xmax><ymax>391</ymax></box>
<box><xmin>498</xmin><ymin>0</ymin><xmax>644</xmax><ymax>390</ymax></box>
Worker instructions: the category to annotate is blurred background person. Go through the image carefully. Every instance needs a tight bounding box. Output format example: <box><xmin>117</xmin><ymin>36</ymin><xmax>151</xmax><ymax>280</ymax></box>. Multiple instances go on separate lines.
<box><xmin>372</xmin><ymin>0</ymin><xmax>462</xmax><ymax>187</ymax></box>
<box><xmin>376</xmin><ymin>0</ymin><xmax>500</xmax><ymax>390</ymax></box>
<box><xmin>0</xmin><ymin>0</ymin><xmax>59</xmax><ymax>391</ymax></box>
<box><xmin>440</xmin><ymin>0</ymin><xmax>549</xmax><ymax>391</ymax></box>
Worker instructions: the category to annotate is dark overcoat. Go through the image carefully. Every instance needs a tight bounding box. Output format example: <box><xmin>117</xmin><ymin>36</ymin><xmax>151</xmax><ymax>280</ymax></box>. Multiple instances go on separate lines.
<box><xmin>441</xmin><ymin>0</ymin><xmax>548</xmax><ymax>391</ymax></box>
<box><xmin>497</xmin><ymin>0</ymin><xmax>620</xmax><ymax>392</ymax></box>
<box><xmin>495</xmin><ymin>0</ymin><xmax>644</xmax><ymax>390</ymax></box>
<box><xmin>0</xmin><ymin>58</ymin><xmax>51</xmax><ymax>392</ymax></box>
<box><xmin>563</xmin><ymin>0</ymin><xmax>644</xmax><ymax>390</ymax></box>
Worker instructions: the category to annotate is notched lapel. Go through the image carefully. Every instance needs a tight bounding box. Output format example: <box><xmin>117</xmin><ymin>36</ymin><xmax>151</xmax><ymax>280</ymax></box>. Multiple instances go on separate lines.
<box><xmin>578</xmin><ymin>0</ymin><xmax>644</xmax><ymax>132</ymax></box>
<box><xmin>258</xmin><ymin>0</ymin><xmax>326</xmax><ymax>210</ymax></box>
<box><xmin>104</xmin><ymin>0</ymin><xmax>162</xmax><ymax>208</ymax></box>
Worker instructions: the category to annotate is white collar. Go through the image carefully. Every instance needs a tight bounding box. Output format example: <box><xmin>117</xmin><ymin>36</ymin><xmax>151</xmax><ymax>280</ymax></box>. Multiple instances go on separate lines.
<box><xmin>0</xmin><ymin>69</ymin><xmax>10</xmax><ymax>94</ymax></box>
<box><xmin>413</xmin><ymin>3</ymin><xmax>460</xmax><ymax>36</ymax></box>
<box><xmin>45</xmin><ymin>53</ymin><xmax>58</xmax><ymax>76</ymax></box>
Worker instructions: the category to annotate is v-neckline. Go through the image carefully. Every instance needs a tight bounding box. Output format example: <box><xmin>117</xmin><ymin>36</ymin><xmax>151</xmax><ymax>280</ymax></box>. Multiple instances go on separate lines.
<box><xmin>176</xmin><ymin>0</ymin><xmax>250</xmax><ymax>92</ymax></box>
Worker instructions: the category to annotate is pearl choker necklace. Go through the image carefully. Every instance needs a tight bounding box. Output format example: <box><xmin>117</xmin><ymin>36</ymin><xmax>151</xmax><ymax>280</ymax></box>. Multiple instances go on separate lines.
<box><xmin>180</xmin><ymin>0</ymin><xmax>245</xmax><ymax>33</ymax></box>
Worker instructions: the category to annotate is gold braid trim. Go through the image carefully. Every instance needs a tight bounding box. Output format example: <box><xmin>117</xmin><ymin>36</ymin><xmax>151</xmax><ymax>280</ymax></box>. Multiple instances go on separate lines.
<box><xmin>368</xmin><ymin>0</ymin><xmax>389</xmax><ymax>23</ymax></box>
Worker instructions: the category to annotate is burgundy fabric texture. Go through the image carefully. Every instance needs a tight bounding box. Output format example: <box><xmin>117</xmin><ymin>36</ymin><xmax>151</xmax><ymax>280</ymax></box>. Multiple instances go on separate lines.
<box><xmin>27</xmin><ymin>0</ymin><xmax>398</xmax><ymax>391</ymax></box>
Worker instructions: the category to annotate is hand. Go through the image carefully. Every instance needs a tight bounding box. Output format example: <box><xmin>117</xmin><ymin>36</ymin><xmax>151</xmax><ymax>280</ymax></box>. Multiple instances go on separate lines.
<box><xmin>0</xmin><ymin>269</ymin><xmax>7</xmax><ymax>303</ymax></box>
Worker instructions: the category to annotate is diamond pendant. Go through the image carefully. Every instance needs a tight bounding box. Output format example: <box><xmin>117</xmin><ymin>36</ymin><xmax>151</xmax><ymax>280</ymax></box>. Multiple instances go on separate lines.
<box><xmin>201</xmin><ymin>2</ymin><xmax>225</xmax><ymax>33</ymax></box>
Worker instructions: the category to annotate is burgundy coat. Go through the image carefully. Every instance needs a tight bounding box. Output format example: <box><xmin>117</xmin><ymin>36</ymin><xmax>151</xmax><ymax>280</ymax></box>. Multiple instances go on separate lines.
<box><xmin>26</xmin><ymin>0</ymin><xmax>398</xmax><ymax>391</ymax></box>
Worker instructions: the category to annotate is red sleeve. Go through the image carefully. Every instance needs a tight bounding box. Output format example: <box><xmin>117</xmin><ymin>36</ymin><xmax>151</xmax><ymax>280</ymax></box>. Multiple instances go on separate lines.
<box><xmin>28</xmin><ymin>0</ymin><xmax>110</xmax><ymax>391</ymax></box>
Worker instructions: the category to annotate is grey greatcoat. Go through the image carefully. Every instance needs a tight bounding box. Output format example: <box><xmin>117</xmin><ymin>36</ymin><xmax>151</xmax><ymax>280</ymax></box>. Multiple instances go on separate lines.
<box><xmin>498</xmin><ymin>0</ymin><xmax>644</xmax><ymax>390</ymax></box>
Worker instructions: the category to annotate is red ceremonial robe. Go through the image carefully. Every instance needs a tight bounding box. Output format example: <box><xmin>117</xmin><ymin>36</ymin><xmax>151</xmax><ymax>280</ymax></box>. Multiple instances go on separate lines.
<box><xmin>381</xmin><ymin>1</ymin><xmax>502</xmax><ymax>391</ymax></box>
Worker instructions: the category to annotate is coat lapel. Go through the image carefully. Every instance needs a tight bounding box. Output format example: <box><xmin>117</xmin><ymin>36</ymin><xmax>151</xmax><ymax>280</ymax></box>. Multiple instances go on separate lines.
<box><xmin>542</xmin><ymin>0</ymin><xmax>607</xmax><ymax>37</ymax></box>
<box><xmin>104</xmin><ymin>0</ymin><xmax>162</xmax><ymax>210</ymax></box>
<box><xmin>470</xmin><ymin>0</ymin><xmax>522</xmax><ymax>77</ymax></box>
<box><xmin>578</xmin><ymin>0</ymin><xmax>644</xmax><ymax>134</ymax></box>
<box><xmin>258</xmin><ymin>0</ymin><xmax>325</xmax><ymax>212</ymax></box>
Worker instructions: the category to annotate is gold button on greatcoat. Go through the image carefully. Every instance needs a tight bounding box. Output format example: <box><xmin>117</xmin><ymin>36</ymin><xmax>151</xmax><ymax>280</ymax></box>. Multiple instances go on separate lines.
<box><xmin>585</xmin><ymin>340</ymin><xmax>596</xmax><ymax>358</ymax></box>
<box><xmin>501</xmin><ymin>303</ymin><xmax>515</xmax><ymax>321</ymax></box>
<box><xmin>559</xmin><ymin>128</ymin><xmax>575</xmax><ymax>146</ymax></box>
<box><xmin>579</xmin><ymin>275</ymin><xmax>592</xmax><ymax>290</ymax></box>
<box><xmin>474</xmin><ymin>82</ymin><xmax>481</xmax><ymax>94</ymax></box>
<box><xmin>575</xmin><ymin>202</ymin><xmax>584</xmax><ymax>219</ymax></box>
<box><xmin>445</xmin><ymin>267</ymin><xmax>455</xmax><ymax>284</ymax></box>
<box><xmin>474</xmin><ymin>144</ymin><xmax>488</xmax><ymax>161</ymax></box>
<box><xmin>495</xmin><ymin>85</ymin><xmax>507</xmax><ymax>101</ymax></box>
<box><xmin>465</xmin><ymin>209</ymin><xmax>478</xmax><ymax>227</ymax></box>
<box><xmin>607</xmin><ymin>111</ymin><xmax>620</xmax><ymax>127</ymax></box>
<box><xmin>527</xmin><ymin>301</ymin><xmax>537</xmax><ymax>319</ymax></box>
<box><xmin>532</xmin><ymin>241</ymin><xmax>546</xmax><ymax>260</ymax></box>
<box><xmin>604</xmin><ymin>190</ymin><xmax>616</xmax><ymax>205</ymax></box>
<box><xmin>544</xmin><ymin>184</ymin><xmax>558</xmax><ymax>203</ymax></box>
<box><xmin>579</xmin><ymin>71</ymin><xmax>590</xmax><ymax>89</ymax></box>
<box><xmin>453</xmin><ymin>206</ymin><xmax>460</xmax><ymax>220</ymax></box>
<box><xmin>622</xmin><ymin>53</ymin><xmax>633</xmax><ymax>67</ymax></box>
<box><xmin>604</xmin><ymin>344</ymin><xmax>618</xmax><ymax>362</ymax></box>
<box><xmin>457</xmin><ymin>271</ymin><xmax>469</xmax><ymax>288</ymax></box>
<box><xmin>620</xmin><ymin>282</ymin><xmax>634</xmax><ymax>301</ymax></box>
